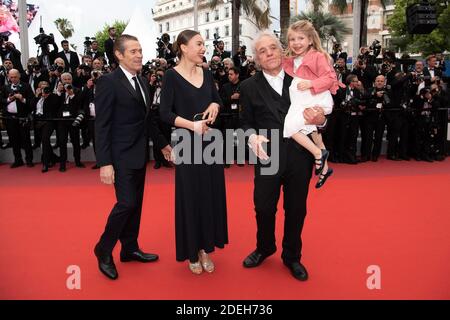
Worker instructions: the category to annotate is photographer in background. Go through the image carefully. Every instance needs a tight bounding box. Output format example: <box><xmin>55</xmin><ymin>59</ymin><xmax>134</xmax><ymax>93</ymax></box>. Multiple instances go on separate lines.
<box><xmin>1</xmin><ymin>69</ymin><xmax>34</xmax><ymax>168</ymax></box>
<box><xmin>331</xmin><ymin>42</ymin><xmax>347</xmax><ymax>63</ymax></box>
<box><xmin>219</xmin><ymin>66</ymin><xmax>242</xmax><ymax>167</ymax></box>
<box><xmin>48</xmin><ymin>58</ymin><xmax>65</xmax><ymax>94</ymax></box>
<box><xmin>363</xmin><ymin>75</ymin><xmax>390</xmax><ymax>162</ymax></box>
<box><xmin>424</xmin><ymin>55</ymin><xmax>443</xmax><ymax>86</ymax></box>
<box><xmin>32</xmin><ymin>81</ymin><xmax>60</xmax><ymax>172</ymax></box>
<box><xmin>157</xmin><ymin>33</ymin><xmax>176</xmax><ymax>67</ymax></box>
<box><xmin>209</xmin><ymin>55</ymin><xmax>228</xmax><ymax>87</ymax></box>
<box><xmin>332</xmin><ymin>74</ymin><xmax>365</xmax><ymax>164</ymax></box>
<box><xmin>56</xmin><ymin>72</ymin><xmax>84</xmax><ymax>172</ymax></box>
<box><xmin>233</xmin><ymin>45</ymin><xmax>248</xmax><ymax>68</ymax></box>
<box><xmin>23</xmin><ymin>57</ymin><xmax>49</xmax><ymax>94</ymax></box>
<box><xmin>35</xmin><ymin>31</ymin><xmax>59</xmax><ymax>71</ymax></box>
<box><xmin>334</xmin><ymin>57</ymin><xmax>350</xmax><ymax>85</ymax></box>
<box><xmin>74</xmin><ymin>57</ymin><xmax>93</xmax><ymax>89</ymax></box>
<box><xmin>148</xmin><ymin>68</ymin><xmax>172</xmax><ymax>169</ymax></box>
<box><xmin>212</xmin><ymin>36</ymin><xmax>230</xmax><ymax>60</ymax></box>
<box><xmin>410</xmin><ymin>60</ymin><xmax>429</xmax><ymax>95</ymax></box>
<box><xmin>104</xmin><ymin>27</ymin><xmax>117</xmax><ymax>68</ymax></box>
<box><xmin>351</xmin><ymin>52</ymin><xmax>377</xmax><ymax>91</ymax></box>
<box><xmin>0</xmin><ymin>39</ymin><xmax>24</xmax><ymax>74</ymax></box>
<box><xmin>87</xmin><ymin>40</ymin><xmax>105</xmax><ymax>61</ymax></box>
<box><xmin>81</xmin><ymin>70</ymin><xmax>103</xmax><ymax>169</ymax></box>
<box><xmin>0</xmin><ymin>58</ymin><xmax>14</xmax><ymax>86</ymax></box>
<box><xmin>57</xmin><ymin>40</ymin><xmax>80</xmax><ymax>73</ymax></box>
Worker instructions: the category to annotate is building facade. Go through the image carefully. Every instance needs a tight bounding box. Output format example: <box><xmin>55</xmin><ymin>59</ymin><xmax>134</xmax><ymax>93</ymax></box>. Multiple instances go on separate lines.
<box><xmin>153</xmin><ymin>0</ymin><xmax>269</xmax><ymax>59</ymax></box>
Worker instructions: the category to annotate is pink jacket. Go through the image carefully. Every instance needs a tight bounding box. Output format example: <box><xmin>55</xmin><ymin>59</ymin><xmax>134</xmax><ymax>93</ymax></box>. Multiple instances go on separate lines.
<box><xmin>282</xmin><ymin>49</ymin><xmax>342</xmax><ymax>95</ymax></box>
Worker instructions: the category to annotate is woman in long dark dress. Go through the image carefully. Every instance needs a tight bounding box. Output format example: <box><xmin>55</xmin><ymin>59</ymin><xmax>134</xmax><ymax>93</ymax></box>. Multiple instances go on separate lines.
<box><xmin>159</xmin><ymin>30</ymin><xmax>228</xmax><ymax>274</ymax></box>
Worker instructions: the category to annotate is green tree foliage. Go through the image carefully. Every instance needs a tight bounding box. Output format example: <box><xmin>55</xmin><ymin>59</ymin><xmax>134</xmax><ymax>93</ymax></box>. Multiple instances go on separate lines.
<box><xmin>387</xmin><ymin>0</ymin><xmax>450</xmax><ymax>56</ymax></box>
<box><xmin>94</xmin><ymin>21</ymin><xmax>128</xmax><ymax>53</ymax></box>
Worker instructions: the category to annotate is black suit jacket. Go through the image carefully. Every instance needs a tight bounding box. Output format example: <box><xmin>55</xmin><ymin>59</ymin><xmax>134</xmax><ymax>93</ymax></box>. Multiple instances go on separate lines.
<box><xmin>1</xmin><ymin>82</ymin><xmax>34</xmax><ymax>117</ymax></box>
<box><xmin>104</xmin><ymin>38</ymin><xmax>116</xmax><ymax>66</ymax></box>
<box><xmin>87</xmin><ymin>50</ymin><xmax>105</xmax><ymax>61</ymax></box>
<box><xmin>240</xmin><ymin>71</ymin><xmax>294</xmax><ymax>176</ymax></box>
<box><xmin>1</xmin><ymin>47</ymin><xmax>24</xmax><ymax>73</ymax></box>
<box><xmin>57</xmin><ymin>51</ymin><xmax>80</xmax><ymax>73</ymax></box>
<box><xmin>240</xmin><ymin>71</ymin><xmax>292</xmax><ymax>136</ymax></box>
<box><xmin>32</xmin><ymin>93</ymin><xmax>61</xmax><ymax>118</ymax></box>
<box><xmin>94</xmin><ymin>67</ymin><xmax>168</xmax><ymax>169</ymax></box>
<box><xmin>423</xmin><ymin>67</ymin><xmax>443</xmax><ymax>87</ymax></box>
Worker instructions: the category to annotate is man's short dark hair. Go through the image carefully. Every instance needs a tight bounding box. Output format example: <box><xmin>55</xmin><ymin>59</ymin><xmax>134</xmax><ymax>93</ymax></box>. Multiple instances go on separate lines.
<box><xmin>108</xmin><ymin>27</ymin><xmax>115</xmax><ymax>33</ymax></box>
<box><xmin>113</xmin><ymin>34</ymin><xmax>139</xmax><ymax>59</ymax></box>
<box><xmin>61</xmin><ymin>40</ymin><xmax>69</xmax><ymax>45</ymax></box>
<box><xmin>229</xmin><ymin>66</ymin><xmax>240</xmax><ymax>75</ymax></box>
<box><xmin>346</xmin><ymin>74</ymin><xmax>358</xmax><ymax>85</ymax></box>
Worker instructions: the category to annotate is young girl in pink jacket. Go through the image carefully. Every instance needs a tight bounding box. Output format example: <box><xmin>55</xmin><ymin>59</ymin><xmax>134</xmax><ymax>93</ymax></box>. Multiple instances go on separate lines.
<box><xmin>282</xmin><ymin>20</ymin><xmax>340</xmax><ymax>188</ymax></box>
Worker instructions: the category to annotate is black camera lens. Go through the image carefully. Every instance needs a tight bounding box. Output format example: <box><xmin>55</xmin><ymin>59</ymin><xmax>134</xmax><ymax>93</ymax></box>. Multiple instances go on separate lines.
<box><xmin>57</xmin><ymin>66</ymin><xmax>64</xmax><ymax>73</ymax></box>
<box><xmin>64</xmin><ymin>84</ymin><xmax>73</xmax><ymax>90</ymax></box>
<box><xmin>43</xmin><ymin>87</ymin><xmax>51</xmax><ymax>94</ymax></box>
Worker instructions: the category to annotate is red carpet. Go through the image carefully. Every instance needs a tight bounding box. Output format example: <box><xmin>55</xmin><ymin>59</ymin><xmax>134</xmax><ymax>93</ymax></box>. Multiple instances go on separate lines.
<box><xmin>0</xmin><ymin>159</ymin><xmax>449</xmax><ymax>300</ymax></box>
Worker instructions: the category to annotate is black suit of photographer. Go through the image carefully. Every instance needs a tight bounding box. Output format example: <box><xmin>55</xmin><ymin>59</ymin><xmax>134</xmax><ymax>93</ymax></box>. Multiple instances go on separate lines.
<box><xmin>87</xmin><ymin>49</ymin><xmax>105</xmax><ymax>61</ymax></box>
<box><xmin>385</xmin><ymin>73</ymin><xmax>411</xmax><ymax>159</ymax></box>
<box><xmin>57</xmin><ymin>50</ymin><xmax>80</xmax><ymax>73</ymax></box>
<box><xmin>1</xmin><ymin>81</ymin><xmax>34</xmax><ymax>165</ymax></box>
<box><xmin>149</xmin><ymin>80</ymin><xmax>172</xmax><ymax>165</ymax></box>
<box><xmin>1</xmin><ymin>44</ymin><xmax>24</xmax><ymax>74</ymax></box>
<box><xmin>333</xmin><ymin>85</ymin><xmax>364</xmax><ymax>163</ymax></box>
<box><xmin>23</xmin><ymin>69</ymin><xmax>50</xmax><ymax>92</ymax></box>
<box><xmin>212</xmin><ymin>48</ymin><xmax>231</xmax><ymax>61</ymax></box>
<box><xmin>32</xmin><ymin>92</ymin><xmax>60</xmax><ymax>167</ymax></box>
<box><xmin>104</xmin><ymin>37</ymin><xmax>116</xmax><ymax>67</ymax></box>
<box><xmin>423</xmin><ymin>67</ymin><xmax>443</xmax><ymax>87</ymax></box>
<box><xmin>56</xmin><ymin>87</ymin><xmax>83</xmax><ymax>168</ymax></box>
<box><xmin>351</xmin><ymin>64</ymin><xmax>377</xmax><ymax>91</ymax></box>
<box><xmin>38</xmin><ymin>43</ymin><xmax>59</xmax><ymax>70</ymax></box>
<box><xmin>81</xmin><ymin>82</ymin><xmax>97</xmax><ymax>153</ymax></box>
<box><xmin>219</xmin><ymin>80</ymin><xmax>241</xmax><ymax>163</ymax></box>
<box><xmin>363</xmin><ymin>87</ymin><xmax>390</xmax><ymax>161</ymax></box>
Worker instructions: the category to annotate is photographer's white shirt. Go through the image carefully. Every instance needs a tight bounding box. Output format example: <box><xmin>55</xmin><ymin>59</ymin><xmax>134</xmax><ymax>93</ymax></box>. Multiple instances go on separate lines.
<box><xmin>7</xmin><ymin>84</ymin><xmax>19</xmax><ymax>114</ymax></box>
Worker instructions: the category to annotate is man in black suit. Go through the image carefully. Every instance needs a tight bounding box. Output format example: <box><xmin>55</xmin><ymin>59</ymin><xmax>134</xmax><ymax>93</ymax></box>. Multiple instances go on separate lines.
<box><xmin>87</xmin><ymin>41</ymin><xmax>105</xmax><ymax>61</ymax></box>
<box><xmin>57</xmin><ymin>40</ymin><xmax>80</xmax><ymax>73</ymax></box>
<box><xmin>1</xmin><ymin>41</ymin><xmax>24</xmax><ymax>74</ymax></box>
<box><xmin>1</xmin><ymin>69</ymin><xmax>34</xmax><ymax>167</ymax></box>
<box><xmin>240</xmin><ymin>31</ymin><xmax>326</xmax><ymax>281</ymax></box>
<box><xmin>423</xmin><ymin>54</ymin><xmax>443</xmax><ymax>87</ymax></box>
<box><xmin>94</xmin><ymin>34</ymin><xmax>172</xmax><ymax>280</ymax></box>
<box><xmin>104</xmin><ymin>27</ymin><xmax>117</xmax><ymax>68</ymax></box>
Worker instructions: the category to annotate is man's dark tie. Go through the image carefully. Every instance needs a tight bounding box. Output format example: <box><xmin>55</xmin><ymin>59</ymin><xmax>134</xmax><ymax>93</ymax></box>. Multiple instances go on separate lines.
<box><xmin>132</xmin><ymin>76</ymin><xmax>146</xmax><ymax>106</ymax></box>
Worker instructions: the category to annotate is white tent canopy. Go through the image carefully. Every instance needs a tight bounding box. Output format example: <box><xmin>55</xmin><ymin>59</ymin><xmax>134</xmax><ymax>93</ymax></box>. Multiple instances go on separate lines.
<box><xmin>123</xmin><ymin>6</ymin><xmax>159</xmax><ymax>63</ymax></box>
<box><xmin>26</xmin><ymin>3</ymin><xmax>78</xmax><ymax>58</ymax></box>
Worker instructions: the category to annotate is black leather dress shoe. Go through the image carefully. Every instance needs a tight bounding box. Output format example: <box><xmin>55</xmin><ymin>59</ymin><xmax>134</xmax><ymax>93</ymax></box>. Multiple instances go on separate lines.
<box><xmin>120</xmin><ymin>249</ymin><xmax>159</xmax><ymax>263</ymax></box>
<box><xmin>26</xmin><ymin>162</ymin><xmax>35</xmax><ymax>167</ymax></box>
<box><xmin>59</xmin><ymin>165</ymin><xmax>66</xmax><ymax>172</ymax></box>
<box><xmin>162</xmin><ymin>161</ymin><xmax>172</xmax><ymax>168</ymax></box>
<box><xmin>153</xmin><ymin>161</ymin><xmax>162</xmax><ymax>169</ymax></box>
<box><xmin>94</xmin><ymin>245</ymin><xmax>118</xmax><ymax>280</ymax></box>
<box><xmin>243</xmin><ymin>250</ymin><xmax>273</xmax><ymax>268</ymax></box>
<box><xmin>284</xmin><ymin>261</ymin><xmax>308</xmax><ymax>281</ymax></box>
<box><xmin>10</xmin><ymin>161</ymin><xmax>24</xmax><ymax>168</ymax></box>
<box><xmin>75</xmin><ymin>162</ymin><xmax>85</xmax><ymax>168</ymax></box>
<box><xmin>41</xmin><ymin>165</ymin><xmax>48</xmax><ymax>173</ymax></box>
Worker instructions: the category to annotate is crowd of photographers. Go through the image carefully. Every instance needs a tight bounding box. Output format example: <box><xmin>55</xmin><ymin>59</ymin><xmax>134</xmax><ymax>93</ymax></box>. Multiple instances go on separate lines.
<box><xmin>0</xmin><ymin>30</ymin><xmax>448</xmax><ymax>173</ymax></box>
<box><xmin>327</xmin><ymin>41</ymin><xmax>449</xmax><ymax>163</ymax></box>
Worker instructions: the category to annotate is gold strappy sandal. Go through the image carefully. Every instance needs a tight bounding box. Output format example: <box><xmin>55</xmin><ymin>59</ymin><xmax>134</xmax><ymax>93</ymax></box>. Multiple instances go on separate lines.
<box><xmin>198</xmin><ymin>250</ymin><xmax>215</xmax><ymax>273</ymax></box>
<box><xmin>189</xmin><ymin>261</ymin><xmax>203</xmax><ymax>275</ymax></box>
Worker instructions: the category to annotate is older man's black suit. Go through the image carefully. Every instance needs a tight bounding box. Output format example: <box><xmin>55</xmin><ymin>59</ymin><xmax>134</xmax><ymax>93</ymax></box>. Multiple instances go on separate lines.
<box><xmin>240</xmin><ymin>71</ymin><xmax>314</xmax><ymax>266</ymax></box>
<box><xmin>94</xmin><ymin>67</ymin><xmax>168</xmax><ymax>258</ymax></box>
